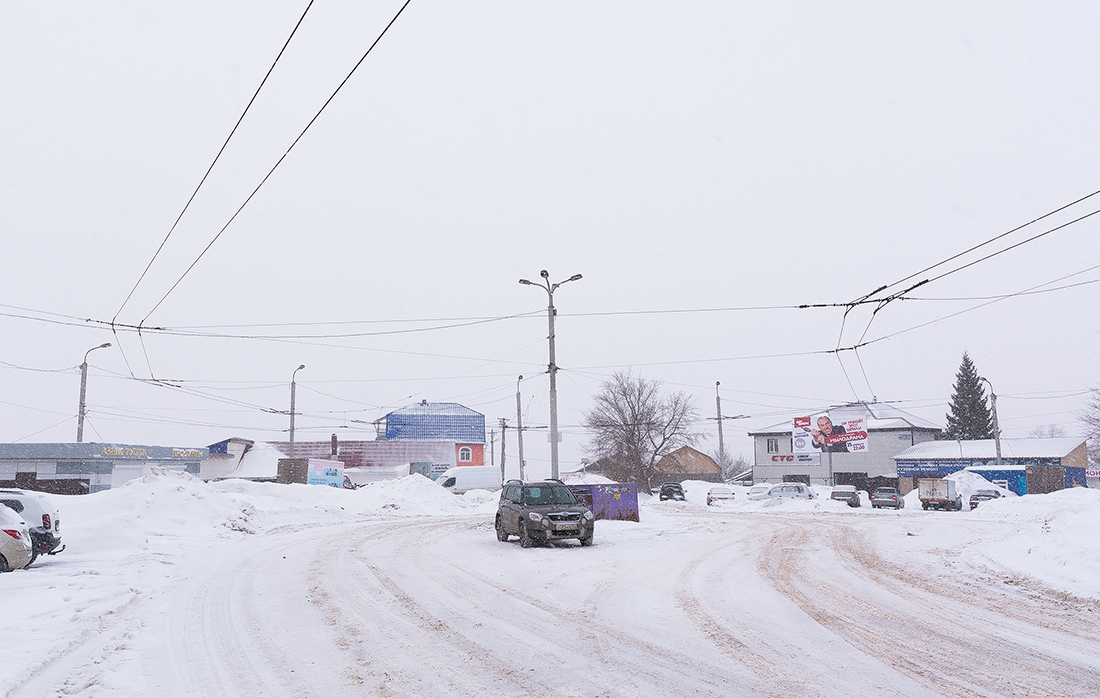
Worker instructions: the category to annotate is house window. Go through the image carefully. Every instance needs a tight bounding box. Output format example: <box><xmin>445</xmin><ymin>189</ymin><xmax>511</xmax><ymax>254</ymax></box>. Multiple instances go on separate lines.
<box><xmin>458</xmin><ymin>446</ymin><xmax>472</xmax><ymax>463</ymax></box>
<box><xmin>767</xmin><ymin>438</ymin><xmax>779</xmax><ymax>454</ymax></box>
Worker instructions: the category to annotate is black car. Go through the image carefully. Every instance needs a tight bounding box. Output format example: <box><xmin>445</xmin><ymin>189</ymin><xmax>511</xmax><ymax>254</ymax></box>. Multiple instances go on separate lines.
<box><xmin>969</xmin><ymin>489</ymin><xmax>1003</xmax><ymax>509</ymax></box>
<box><xmin>495</xmin><ymin>480</ymin><xmax>595</xmax><ymax>548</ymax></box>
<box><xmin>659</xmin><ymin>482</ymin><xmax>686</xmax><ymax>501</ymax></box>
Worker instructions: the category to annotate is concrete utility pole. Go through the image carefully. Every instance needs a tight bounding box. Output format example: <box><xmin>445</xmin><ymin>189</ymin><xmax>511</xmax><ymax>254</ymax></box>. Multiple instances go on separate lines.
<box><xmin>715</xmin><ymin>382</ymin><xmax>725</xmax><ymax>464</ymax></box>
<box><xmin>979</xmin><ymin>376</ymin><xmax>1003</xmax><ymax>467</ymax></box>
<box><xmin>516</xmin><ymin>375</ymin><xmax>526</xmax><ymax>481</ymax></box>
<box><xmin>76</xmin><ymin>342</ymin><xmax>111</xmax><ymax>442</ymax></box>
<box><xmin>498</xmin><ymin>418</ymin><xmax>508</xmax><ymax>481</ymax></box>
<box><xmin>489</xmin><ymin>429</ymin><xmax>495</xmax><ymax>466</ymax></box>
<box><xmin>519</xmin><ymin>270</ymin><xmax>582</xmax><ymax>480</ymax></box>
<box><xmin>289</xmin><ymin>364</ymin><xmax>305</xmax><ymax>457</ymax></box>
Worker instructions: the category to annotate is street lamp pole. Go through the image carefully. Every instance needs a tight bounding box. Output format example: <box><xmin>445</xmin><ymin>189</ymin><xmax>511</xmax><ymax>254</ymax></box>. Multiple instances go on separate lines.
<box><xmin>979</xmin><ymin>376</ymin><xmax>1002</xmax><ymax>467</ymax></box>
<box><xmin>516</xmin><ymin>375</ymin><xmax>526</xmax><ymax>481</ymax></box>
<box><xmin>76</xmin><ymin>342</ymin><xmax>111</xmax><ymax>442</ymax></box>
<box><xmin>290</xmin><ymin>364</ymin><xmax>305</xmax><ymax>457</ymax></box>
<box><xmin>519</xmin><ymin>270</ymin><xmax>582</xmax><ymax>481</ymax></box>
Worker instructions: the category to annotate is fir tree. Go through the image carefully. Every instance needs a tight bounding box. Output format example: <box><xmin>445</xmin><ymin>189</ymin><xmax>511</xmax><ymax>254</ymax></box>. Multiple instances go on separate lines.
<box><xmin>944</xmin><ymin>352</ymin><xmax>994</xmax><ymax>440</ymax></box>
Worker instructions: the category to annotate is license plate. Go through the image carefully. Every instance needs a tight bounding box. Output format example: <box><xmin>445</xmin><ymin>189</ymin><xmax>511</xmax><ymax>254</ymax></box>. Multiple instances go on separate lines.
<box><xmin>556</xmin><ymin>525</ymin><xmax>578</xmax><ymax>532</ymax></box>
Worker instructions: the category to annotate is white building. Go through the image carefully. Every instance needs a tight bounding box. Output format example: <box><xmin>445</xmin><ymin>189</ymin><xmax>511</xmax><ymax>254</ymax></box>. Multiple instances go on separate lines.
<box><xmin>749</xmin><ymin>402</ymin><xmax>942</xmax><ymax>488</ymax></box>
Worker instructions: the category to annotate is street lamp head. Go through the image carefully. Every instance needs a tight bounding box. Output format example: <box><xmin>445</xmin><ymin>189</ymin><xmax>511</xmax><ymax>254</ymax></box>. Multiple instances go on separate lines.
<box><xmin>540</xmin><ymin>269</ymin><xmax>549</xmax><ymax>279</ymax></box>
<box><xmin>567</xmin><ymin>274</ymin><xmax>583</xmax><ymax>282</ymax></box>
<box><xmin>97</xmin><ymin>342</ymin><xmax>112</xmax><ymax>350</ymax></box>
<box><xmin>518</xmin><ymin>278</ymin><xmax>533</xmax><ymax>285</ymax></box>
<box><xmin>298</xmin><ymin>364</ymin><xmax>306</xmax><ymax>370</ymax></box>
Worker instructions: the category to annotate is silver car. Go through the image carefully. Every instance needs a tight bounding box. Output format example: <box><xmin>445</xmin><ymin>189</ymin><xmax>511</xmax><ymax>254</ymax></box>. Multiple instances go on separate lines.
<box><xmin>0</xmin><ymin>504</ymin><xmax>33</xmax><ymax>572</ymax></box>
<box><xmin>749</xmin><ymin>482</ymin><xmax>816</xmax><ymax>501</ymax></box>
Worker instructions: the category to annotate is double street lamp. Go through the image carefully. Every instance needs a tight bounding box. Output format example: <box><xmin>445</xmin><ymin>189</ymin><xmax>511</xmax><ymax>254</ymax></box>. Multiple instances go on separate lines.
<box><xmin>290</xmin><ymin>364</ymin><xmax>306</xmax><ymax>457</ymax></box>
<box><xmin>519</xmin><ymin>270</ymin><xmax>582</xmax><ymax>480</ymax></box>
<box><xmin>76</xmin><ymin>342</ymin><xmax>112</xmax><ymax>442</ymax></box>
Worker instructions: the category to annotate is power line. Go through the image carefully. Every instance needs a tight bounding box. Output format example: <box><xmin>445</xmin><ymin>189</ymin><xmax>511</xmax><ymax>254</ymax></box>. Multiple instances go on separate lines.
<box><xmin>136</xmin><ymin>0</ymin><xmax>414</xmax><ymax>327</ymax></box>
<box><xmin>113</xmin><ymin>0</ymin><xmax>317</xmax><ymax>325</ymax></box>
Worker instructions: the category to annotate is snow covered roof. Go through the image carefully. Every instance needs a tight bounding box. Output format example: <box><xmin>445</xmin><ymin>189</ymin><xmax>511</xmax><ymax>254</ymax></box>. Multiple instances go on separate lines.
<box><xmin>750</xmin><ymin>402</ymin><xmax>942</xmax><ymax>435</ymax></box>
<box><xmin>894</xmin><ymin>438</ymin><xmax>1085</xmax><ymax>461</ymax></box>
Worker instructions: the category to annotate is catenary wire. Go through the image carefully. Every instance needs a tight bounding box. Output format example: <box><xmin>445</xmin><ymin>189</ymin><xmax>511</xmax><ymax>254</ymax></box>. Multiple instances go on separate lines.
<box><xmin>137</xmin><ymin>0</ymin><xmax>414</xmax><ymax>327</ymax></box>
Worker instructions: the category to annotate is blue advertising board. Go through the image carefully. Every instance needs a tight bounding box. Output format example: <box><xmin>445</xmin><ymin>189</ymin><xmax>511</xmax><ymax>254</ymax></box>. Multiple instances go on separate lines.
<box><xmin>307</xmin><ymin>459</ymin><xmax>344</xmax><ymax>488</ymax></box>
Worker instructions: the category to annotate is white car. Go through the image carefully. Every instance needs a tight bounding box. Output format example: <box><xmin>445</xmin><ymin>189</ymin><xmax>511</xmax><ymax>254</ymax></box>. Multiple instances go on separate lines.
<box><xmin>749</xmin><ymin>482</ymin><xmax>816</xmax><ymax>501</ymax></box>
<box><xmin>0</xmin><ymin>504</ymin><xmax>33</xmax><ymax>572</ymax></box>
<box><xmin>706</xmin><ymin>487</ymin><xmax>735</xmax><ymax>505</ymax></box>
<box><xmin>0</xmin><ymin>489</ymin><xmax>62</xmax><ymax>562</ymax></box>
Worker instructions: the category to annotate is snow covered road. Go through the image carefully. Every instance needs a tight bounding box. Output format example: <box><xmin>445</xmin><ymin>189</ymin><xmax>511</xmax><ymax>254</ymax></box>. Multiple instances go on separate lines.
<box><xmin>3</xmin><ymin>473</ymin><xmax>1099</xmax><ymax>697</ymax></box>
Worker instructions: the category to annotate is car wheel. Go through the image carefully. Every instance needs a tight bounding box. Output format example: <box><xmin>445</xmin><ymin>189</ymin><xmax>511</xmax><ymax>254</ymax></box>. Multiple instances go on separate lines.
<box><xmin>0</xmin><ymin>555</ymin><xmax>9</xmax><ymax>573</ymax></box>
<box><xmin>519</xmin><ymin>521</ymin><xmax>533</xmax><ymax>548</ymax></box>
<box><xmin>922</xmin><ymin>502</ymin><xmax>929</xmax><ymax>510</ymax></box>
<box><xmin>27</xmin><ymin>550</ymin><xmax>37</xmax><ymax>566</ymax></box>
<box><xmin>579</xmin><ymin>534</ymin><xmax>594</xmax><ymax>547</ymax></box>
<box><xmin>495</xmin><ymin>516</ymin><xmax>509</xmax><ymax>542</ymax></box>
<box><xmin>899</xmin><ymin>500</ymin><xmax>905</xmax><ymax>509</ymax></box>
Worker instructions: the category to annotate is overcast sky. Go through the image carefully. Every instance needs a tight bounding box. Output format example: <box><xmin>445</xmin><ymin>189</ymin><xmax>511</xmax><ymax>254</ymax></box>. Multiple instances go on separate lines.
<box><xmin>2</xmin><ymin>1</ymin><xmax>1098</xmax><ymax>478</ymax></box>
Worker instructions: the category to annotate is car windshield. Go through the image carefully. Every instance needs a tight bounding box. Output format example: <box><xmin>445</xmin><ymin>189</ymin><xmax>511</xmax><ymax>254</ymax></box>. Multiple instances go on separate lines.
<box><xmin>975</xmin><ymin>490</ymin><xmax>996</xmax><ymax>496</ymax></box>
<box><xmin>523</xmin><ymin>485</ymin><xmax>577</xmax><ymax>506</ymax></box>
<box><xmin>874</xmin><ymin>489</ymin><xmax>897</xmax><ymax>495</ymax></box>
<box><xmin>710</xmin><ymin>488</ymin><xmax>731</xmax><ymax>495</ymax></box>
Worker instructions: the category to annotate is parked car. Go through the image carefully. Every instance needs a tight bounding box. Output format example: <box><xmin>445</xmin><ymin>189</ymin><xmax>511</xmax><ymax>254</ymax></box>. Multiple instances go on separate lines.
<box><xmin>440</xmin><ymin>466</ymin><xmax>503</xmax><ymax>494</ymax></box>
<box><xmin>495</xmin><ymin>479</ymin><xmax>595</xmax><ymax>548</ymax></box>
<box><xmin>0</xmin><ymin>504</ymin><xmax>33</xmax><ymax>572</ymax></box>
<box><xmin>659</xmin><ymin>482</ymin><xmax>686</xmax><ymax>501</ymax></box>
<box><xmin>706</xmin><ymin>486</ymin><xmax>735</xmax><ymax>505</ymax></box>
<box><xmin>969</xmin><ymin>489</ymin><xmax>1004</xmax><ymax>509</ymax></box>
<box><xmin>0</xmin><ymin>489</ymin><xmax>62</xmax><ymax>561</ymax></box>
<box><xmin>830</xmin><ymin>485</ymin><xmax>861</xmax><ymax>508</ymax></box>
<box><xmin>749</xmin><ymin>483</ymin><xmax>815</xmax><ymax>501</ymax></box>
<box><xmin>746</xmin><ymin>484</ymin><xmax>771</xmax><ymax>499</ymax></box>
<box><xmin>870</xmin><ymin>487</ymin><xmax>905</xmax><ymax>509</ymax></box>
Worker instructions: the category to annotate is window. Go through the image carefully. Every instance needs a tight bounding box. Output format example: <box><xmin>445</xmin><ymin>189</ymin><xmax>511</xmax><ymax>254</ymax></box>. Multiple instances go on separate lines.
<box><xmin>458</xmin><ymin>446</ymin><xmax>472</xmax><ymax>462</ymax></box>
<box><xmin>766</xmin><ymin>438</ymin><xmax>779</xmax><ymax>454</ymax></box>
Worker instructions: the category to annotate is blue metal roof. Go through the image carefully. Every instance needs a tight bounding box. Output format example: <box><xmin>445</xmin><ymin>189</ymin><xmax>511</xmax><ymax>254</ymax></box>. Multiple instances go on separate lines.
<box><xmin>384</xmin><ymin>402</ymin><xmax>485</xmax><ymax>443</ymax></box>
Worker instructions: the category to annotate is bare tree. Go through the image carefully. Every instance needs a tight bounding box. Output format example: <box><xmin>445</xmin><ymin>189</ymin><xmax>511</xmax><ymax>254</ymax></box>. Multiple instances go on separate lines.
<box><xmin>582</xmin><ymin>371</ymin><xmax>700</xmax><ymax>493</ymax></box>
<box><xmin>719</xmin><ymin>452</ymin><xmax>752</xmax><ymax>482</ymax></box>
<box><xmin>1080</xmin><ymin>389</ymin><xmax>1100</xmax><ymax>469</ymax></box>
<box><xmin>1028</xmin><ymin>424</ymin><xmax>1067</xmax><ymax>438</ymax></box>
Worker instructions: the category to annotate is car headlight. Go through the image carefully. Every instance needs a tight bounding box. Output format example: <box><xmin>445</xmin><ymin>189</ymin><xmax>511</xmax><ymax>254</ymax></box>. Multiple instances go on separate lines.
<box><xmin>583</xmin><ymin>510</ymin><xmax>594</xmax><ymax>521</ymax></box>
<box><xmin>528</xmin><ymin>512</ymin><xmax>545</xmax><ymax>524</ymax></box>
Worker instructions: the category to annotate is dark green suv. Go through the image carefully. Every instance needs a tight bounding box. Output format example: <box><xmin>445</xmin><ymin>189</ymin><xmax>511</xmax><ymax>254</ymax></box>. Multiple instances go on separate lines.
<box><xmin>495</xmin><ymin>479</ymin><xmax>595</xmax><ymax>548</ymax></box>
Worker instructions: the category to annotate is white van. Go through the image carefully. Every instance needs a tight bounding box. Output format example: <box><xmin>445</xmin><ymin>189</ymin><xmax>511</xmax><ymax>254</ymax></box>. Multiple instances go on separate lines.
<box><xmin>438</xmin><ymin>466</ymin><xmax>502</xmax><ymax>494</ymax></box>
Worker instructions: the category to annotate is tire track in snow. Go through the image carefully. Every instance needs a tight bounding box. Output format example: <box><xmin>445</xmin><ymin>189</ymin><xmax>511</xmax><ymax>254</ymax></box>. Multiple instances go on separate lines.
<box><xmin>756</xmin><ymin>519</ymin><xmax>1100</xmax><ymax>698</ymax></box>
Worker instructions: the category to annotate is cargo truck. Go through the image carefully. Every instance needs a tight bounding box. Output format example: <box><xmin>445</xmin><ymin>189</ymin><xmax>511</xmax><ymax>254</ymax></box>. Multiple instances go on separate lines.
<box><xmin>918</xmin><ymin>478</ymin><xmax>962</xmax><ymax>511</ymax></box>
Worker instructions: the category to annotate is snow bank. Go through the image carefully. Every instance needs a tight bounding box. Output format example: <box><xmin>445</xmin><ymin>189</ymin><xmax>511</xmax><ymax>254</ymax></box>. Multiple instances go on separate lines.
<box><xmin>963</xmin><ymin>487</ymin><xmax>1100</xmax><ymax>598</ymax></box>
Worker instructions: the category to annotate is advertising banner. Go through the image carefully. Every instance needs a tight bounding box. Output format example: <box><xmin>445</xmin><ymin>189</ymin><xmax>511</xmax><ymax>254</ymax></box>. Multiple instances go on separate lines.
<box><xmin>793</xmin><ymin>413</ymin><xmax>868</xmax><ymax>454</ymax></box>
<box><xmin>307</xmin><ymin>458</ymin><xmax>344</xmax><ymax>488</ymax></box>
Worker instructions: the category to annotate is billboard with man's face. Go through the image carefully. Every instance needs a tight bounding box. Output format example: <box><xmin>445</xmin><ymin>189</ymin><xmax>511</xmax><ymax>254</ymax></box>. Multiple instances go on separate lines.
<box><xmin>792</xmin><ymin>413</ymin><xmax>868</xmax><ymax>454</ymax></box>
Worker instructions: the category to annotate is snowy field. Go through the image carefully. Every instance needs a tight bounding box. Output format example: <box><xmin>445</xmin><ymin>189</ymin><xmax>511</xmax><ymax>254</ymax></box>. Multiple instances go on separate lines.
<box><xmin>2</xmin><ymin>471</ymin><xmax>1099</xmax><ymax>697</ymax></box>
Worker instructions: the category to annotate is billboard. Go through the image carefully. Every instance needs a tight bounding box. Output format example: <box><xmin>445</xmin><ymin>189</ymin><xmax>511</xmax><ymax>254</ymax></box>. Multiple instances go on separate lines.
<box><xmin>793</xmin><ymin>413</ymin><xmax>868</xmax><ymax>454</ymax></box>
<box><xmin>307</xmin><ymin>458</ymin><xmax>344</xmax><ymax>488</ymax></box>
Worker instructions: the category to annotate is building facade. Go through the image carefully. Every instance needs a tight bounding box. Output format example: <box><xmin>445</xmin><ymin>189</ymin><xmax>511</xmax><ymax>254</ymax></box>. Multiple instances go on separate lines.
<box><xmin>749</xmin><ymin>403</ymin><xmax>942</xmax><ymax>487</ymax></box>
<box><xmin>893</xmin><ymin>438</ymin><xmax>1089</xmax><ymax>495</ymax></box>
<box><xmin>0</xmin><ymin>442</ymin><xmax>209</xmax><ymax>494</ymax></box>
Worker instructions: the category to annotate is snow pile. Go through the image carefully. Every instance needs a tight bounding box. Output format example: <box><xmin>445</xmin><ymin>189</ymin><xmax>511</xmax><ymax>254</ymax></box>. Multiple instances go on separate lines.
<box><xmin>965</xmin><ymin>487</ymin><xmax>1100</xmax><ymax>598</ymax></box>
<box><xmin>230</xmin><ymin>441</ymin><xmax>286</xmax><ymax>478</ymax></box>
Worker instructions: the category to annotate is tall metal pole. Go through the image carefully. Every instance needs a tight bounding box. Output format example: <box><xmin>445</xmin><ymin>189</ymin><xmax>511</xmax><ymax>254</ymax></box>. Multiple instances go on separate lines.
<box><xmin>516</xmin><ymin>375</ymin><xmax>526</xmax><ymax>481</ymax></box>
<box><xmin>290</xmin><ymin>364</ymin><xmax>305</xmax><ymax>457</ymax></box>
<box><xmin>499</xmin><ymin>417</ymin><xmax>508</xmax><ymax>474</ymax></box>
<box><xmin>76</xmin><ymin>342</ymin><xmax>111</xmax><ymax>442</ymax></box>
<box><xmin>715</xmin><ymin>381</ymin><xmax>725</xmax><ymax>464</ymax></box>
<box><xmin>980</xmin><ymin>376</ymin><xmax>1002</xmax><ymax>467</ymax></box>
<box><xmin>519</xmin><ymin>270</ymin><xmax>582</xmax><ymax>481</ymax></box>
